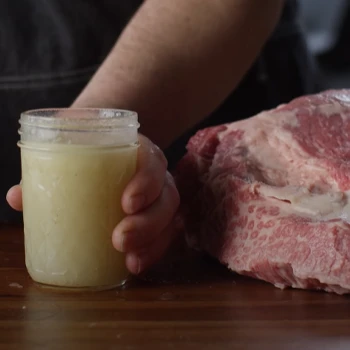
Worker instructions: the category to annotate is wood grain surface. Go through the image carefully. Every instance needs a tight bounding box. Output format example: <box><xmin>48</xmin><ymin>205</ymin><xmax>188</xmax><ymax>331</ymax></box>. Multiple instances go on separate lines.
<box><xmin>1</xmin><ymin>224</ymin><xmax>350</xmax><ymax>350</ymax></box>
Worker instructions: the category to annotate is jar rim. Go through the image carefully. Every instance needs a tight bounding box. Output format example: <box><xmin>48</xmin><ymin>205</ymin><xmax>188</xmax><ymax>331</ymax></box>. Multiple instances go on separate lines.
<box><xmin>20</xmin><ymin>108</ymin><xmax>139</xmax><ymax>131</ymax></box>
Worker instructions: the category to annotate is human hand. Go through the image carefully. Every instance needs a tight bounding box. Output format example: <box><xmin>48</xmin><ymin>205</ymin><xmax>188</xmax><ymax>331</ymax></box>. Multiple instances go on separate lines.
<box><xmin>6</xmin><ymin>134</ymin><xmax>181</xmax><ymax>275</ymax></box>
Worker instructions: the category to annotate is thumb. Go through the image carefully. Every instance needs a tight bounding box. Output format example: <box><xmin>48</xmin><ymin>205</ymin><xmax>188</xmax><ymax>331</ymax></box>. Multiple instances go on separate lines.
<box><xmin>6</xmin><ymin>184</ymin><xmax>23</xmax><ymax>211</ymax></box>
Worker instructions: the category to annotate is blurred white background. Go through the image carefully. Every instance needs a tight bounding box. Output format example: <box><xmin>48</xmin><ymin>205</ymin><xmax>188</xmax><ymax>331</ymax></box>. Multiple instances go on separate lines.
<box><xmin>299</xmin><ymin>0</ymin><xmax>350</xmax><ymax>88</ymax></box>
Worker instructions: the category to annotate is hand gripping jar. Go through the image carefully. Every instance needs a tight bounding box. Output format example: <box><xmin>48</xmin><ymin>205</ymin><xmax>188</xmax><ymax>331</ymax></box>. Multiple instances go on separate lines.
<box><xmin>18</xmin><ymin>108</ymin><xmax>139</xmax><ymax>291</ymax></box>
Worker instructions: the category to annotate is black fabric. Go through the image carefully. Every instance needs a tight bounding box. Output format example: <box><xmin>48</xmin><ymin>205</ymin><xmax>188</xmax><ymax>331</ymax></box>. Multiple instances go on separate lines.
<box><xmin>0</xmin><ymin>0</ymin><xmax>142</xmax><ymax>76</ymax></box>
<box><xmin>0</xmin><ymin>0</ymin><xmax>320</xmax><ymax>222</ymax></box>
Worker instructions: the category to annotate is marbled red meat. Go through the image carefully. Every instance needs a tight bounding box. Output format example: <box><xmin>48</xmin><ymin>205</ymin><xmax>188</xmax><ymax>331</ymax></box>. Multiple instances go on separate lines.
<box><xmin>175</xmin><ymin>89</ymin><xmax>350</xmax><ymax>294</ymax></box>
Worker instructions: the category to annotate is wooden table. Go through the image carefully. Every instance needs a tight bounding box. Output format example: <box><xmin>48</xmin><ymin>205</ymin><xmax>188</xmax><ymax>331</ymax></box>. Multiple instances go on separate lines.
<box><xmin>1</xmin><ymin>224</ymin><xmax>350</xmax><ymax>350</ymax></box>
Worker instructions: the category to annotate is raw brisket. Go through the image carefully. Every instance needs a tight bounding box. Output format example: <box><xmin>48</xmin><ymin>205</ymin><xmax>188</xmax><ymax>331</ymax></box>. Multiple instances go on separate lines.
<box><xmin>175</xmin><ymin>89</ymin><xmax>350</xmax><ymax>294</ymax></box>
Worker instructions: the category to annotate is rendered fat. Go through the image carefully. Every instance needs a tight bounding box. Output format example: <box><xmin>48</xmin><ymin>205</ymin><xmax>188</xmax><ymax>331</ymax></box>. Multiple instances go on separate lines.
<box><xmin>21</xmin><ymin>143</ymin><xmax>138</xmax><ymax>289</ymax></box>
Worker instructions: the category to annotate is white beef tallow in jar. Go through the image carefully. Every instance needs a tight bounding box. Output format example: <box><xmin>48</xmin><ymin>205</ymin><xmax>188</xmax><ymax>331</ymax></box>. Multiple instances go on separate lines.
<box><xmin>18</xmin><ymin>108</ymin><xmax>139</xmax><ymax>291</ymax></box>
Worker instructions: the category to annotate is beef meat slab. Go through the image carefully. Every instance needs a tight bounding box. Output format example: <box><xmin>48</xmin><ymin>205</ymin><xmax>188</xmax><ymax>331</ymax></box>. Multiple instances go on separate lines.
<box><xmin>175</xmin><ymin>89</ymin><xmax>350</xmax><ymax>294</ymax></box>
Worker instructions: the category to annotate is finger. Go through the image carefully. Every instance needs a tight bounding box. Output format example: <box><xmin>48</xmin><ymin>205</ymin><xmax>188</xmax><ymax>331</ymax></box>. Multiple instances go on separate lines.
<box><xmin>125</xmin><ymin>217</ymin><xmax>181</xmax><ymax>275</ymax></box>
<box><xmin>113</xmin><ymin>172</ymin><xmax>180</xmax><ymax>253</ymax></box>
<box><xmin>122</xmin><ymin>134</ymin><xmax>168</xmax><ymax>214</ymax></box>
<box><xmin>6</xmin><ymin>185</ymin><xmax>23</xmax><ymax>211</ymax></box>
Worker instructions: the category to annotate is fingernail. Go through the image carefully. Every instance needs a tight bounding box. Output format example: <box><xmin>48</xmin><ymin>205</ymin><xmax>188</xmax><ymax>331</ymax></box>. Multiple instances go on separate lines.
<box><xmin>113</xmin><ymin>229</ymin><xmax>127</xmax><ymax>252</ymax></box>
<box><xmin>129</xmin><ymin>194</ymin><xmax>146</xmax><ymax>213</ymax></box>
<box><xmin>127</xmin><ymin>254</ymin><xmax>141</xmax><ymax>274</ymax></box>
<box><xmin>120</xmin><ymin>232</ymin><xmax>126</xmax><ymax>252</ymax></box>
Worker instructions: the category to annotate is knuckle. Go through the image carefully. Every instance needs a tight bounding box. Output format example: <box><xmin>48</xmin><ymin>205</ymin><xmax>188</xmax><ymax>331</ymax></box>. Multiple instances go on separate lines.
<box><xmin>151</xmin><ymin>144</ymin><xmax>168</xmax><ymax>169</ymax></box>
<box><xmin>139</xmin><ymin>133</ymin><xmax>168</xmax><ymax>169</ymax></box>
<box><xmin>165</xmin><ymin>173</ymin><xmax>180</xmax><ymax>208</ymax></box>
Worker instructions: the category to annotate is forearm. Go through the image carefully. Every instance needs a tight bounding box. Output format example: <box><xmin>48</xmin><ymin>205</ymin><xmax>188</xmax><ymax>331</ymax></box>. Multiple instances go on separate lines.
<box><xmin>73</xmin><ymin>0</ymin><xmax>284</xmax><ymax>149</ymax></box>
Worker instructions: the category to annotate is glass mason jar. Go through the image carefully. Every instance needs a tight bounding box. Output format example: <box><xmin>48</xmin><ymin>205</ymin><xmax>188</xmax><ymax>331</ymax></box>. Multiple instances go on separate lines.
<box><xmin>18</xmin><ymin>108</ymin><xmax>139</xmax><ymax>291</ymax></box>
